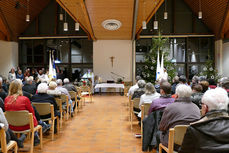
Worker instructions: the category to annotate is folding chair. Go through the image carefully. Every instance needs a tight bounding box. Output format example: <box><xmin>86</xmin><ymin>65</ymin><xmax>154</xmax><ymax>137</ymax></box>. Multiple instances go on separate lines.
<box><xmin>0</xmin><ymin>124</ymin><xmax>18</xmax><ymax>153</ymax></box>
<box><xmin>159</xmin><ymin>125</ymin><xmax>189</xmax><ymax>153</ymax></box>
<box><xmin>141</xmin><ymin>103</ymin><xmax>151</xmax><ymax>140</ymax></box>
<box><xmin>55</xmin><ymin>98</ymin><xmax>63</xmax><ymax>128</ymax></box>
<box><xmin>80</xmin><ymin>86</ymin><xmax>92</xmax><ymax>103</ymax></box>
<box><xmin>5</xmin><ymin>111</ymin><xmax>43</xmax><ymax>153</ymax></box>
<box><xmin>32</xmin><ymin>103</ymin><xmax>59</xmax><ymax>140</ymax></box>
<box><xmin>60</xmin><ymin>94</ymin><xmax>70</xmax><ymax>120</ymax></box>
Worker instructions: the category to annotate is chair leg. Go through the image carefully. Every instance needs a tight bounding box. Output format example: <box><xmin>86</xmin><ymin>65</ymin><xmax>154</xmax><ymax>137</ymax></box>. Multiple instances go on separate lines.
<box><xmin>159</xmin><ymin>144</ymin><xmax>162</xmax><ymax>153</ymax></box>
<box><xmin>57</xmin><ymin>117</ymin><xmax>60</xmax><ymax>135</ymax></box>
<box><xmin>14</xmin><ymin>143</ymin><xmax>18</xmax><ymax>153</ymax></box>
<box><xmin>51</xmin><ymin>120</ymin><xmax>55</xmax><ymax>140</ymax></box>
<box><xmin>39</xmin><ymin>127</ymin><xmax>43</xmax><ymax>149</ymax></box>
<box><xmin>30</xmin><ymin>132</ymin><xmax>34</xmax><ymax>153</ymax></box>
<box><xmin>60</xmin><ymin>110</ymin><xmax>63</xmax><ymax>128</ymax></box>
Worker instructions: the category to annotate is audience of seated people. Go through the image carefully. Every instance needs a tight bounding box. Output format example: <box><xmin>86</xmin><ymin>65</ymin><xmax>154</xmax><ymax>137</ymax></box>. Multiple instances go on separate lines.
<box><xmin>179</xmin><ymin>88</ymin><xmax>229</xmax><ymax>153</ymax></box>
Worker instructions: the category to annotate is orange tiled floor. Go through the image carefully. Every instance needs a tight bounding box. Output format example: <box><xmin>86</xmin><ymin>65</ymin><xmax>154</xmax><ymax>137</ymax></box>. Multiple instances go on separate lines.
<box><xmin>28</xmin><ymin>94</ymin><xmax>152</xmax><ymax>153</ymax></box>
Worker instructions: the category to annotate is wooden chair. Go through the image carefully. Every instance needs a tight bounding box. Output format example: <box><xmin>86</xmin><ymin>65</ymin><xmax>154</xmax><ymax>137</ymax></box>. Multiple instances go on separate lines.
<box><xmin>80</xmin><ymin>86</ymin><xmax>92</xmax><ymax>103</ymax></box>
<box><xmin>32</xmin><ymin>103</ymin><xmax>59</xmax><ymax>141</ymax></box>
<box><xmin>0</xmin><ymin>124</ymin><xmax>18</xmax><ymax>153</ymax></box>
<box><xmin>55</xmin><ymin>98</ymin><xmax>63</xmax><ymax>128</ymax></box>
<box><xmin>159</xmin><ymin>125</ymin><xmax>189</xmax><ymax>153</ymax></box>
<box><xmin>141</xmin><ymin>103</ymin><xmax>151</xmax><ymax>140</ymax></box>
<box><xmin>130</xmin><ymin>98</ymin><xmax>140</xmax><ymax>130</ymax></box>
<box><xmin>68</xmin><ymin>91</ymin><xmax>80</xmax><ymax>113</ymax></box>
<box><xmin>60</xmin><ymin>94</ymin><xmax>70</xmax><ymax>120</ymax></box>
<box><xmin>128</xmin><ymin>96</ymin><xmax>132</xmax><ymax>121</ymax></box>
<box><xmin>5</xmin><ymin>111</ymin><xmax>43</xmax><ymax>153</ymax></box>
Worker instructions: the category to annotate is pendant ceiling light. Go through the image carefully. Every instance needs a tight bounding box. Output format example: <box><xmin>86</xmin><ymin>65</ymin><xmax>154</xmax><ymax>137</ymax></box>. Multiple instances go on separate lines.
<box><xmin>164</xmin><ymin>0</ymin><xmax>168</xmax><ymax>19</ymax></box>
<box><xmin>63</xmin><ymin>11</ymin><xmax>68</xmax><ymax>31</ymax></box>
<box><xmin>26</xmin><ymin>0</ymin><xmax>30</xmax><ymax>22</ymax></box>
<box><xmin>75</xmin><ymin>22</ymin><xmax>80</xmax><ymax>31</ymax></box>
<box><xmin>142</xmin><ymin>1</ymin><xmax>147</xmax><ymax>30</ymax></box>
<box><xmin>59</xmin><ymin>8</ymin><xmax>63</xmax><ymax>21</ymax></box>
<box><xmin>154</xmin><ymin>12</ymin><xmax>158</xmax><ymax>30</ymax></box>
<box><xmin>198</xmin><ymin>0</ymin><xmax>202</xmax><ymax>19</ymax></box>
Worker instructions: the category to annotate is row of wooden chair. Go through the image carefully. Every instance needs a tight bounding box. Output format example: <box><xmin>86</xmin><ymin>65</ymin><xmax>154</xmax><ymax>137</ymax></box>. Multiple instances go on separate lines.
<box><xmin>126</xmin><ymin>96</ymin><xmax>189</xmax><ymax>153</ymax></box>
<box><xmin>1</xmin><ymin>86</ymin><xmax>93</xmax><ymax>153</ymax></box>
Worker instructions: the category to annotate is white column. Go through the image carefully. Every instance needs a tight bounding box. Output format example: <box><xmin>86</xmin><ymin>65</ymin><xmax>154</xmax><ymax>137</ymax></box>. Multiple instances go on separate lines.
<box><xmin>222</xmin><ymin>40</ymin><xmax>229</xmax><ymax>77</ymax></box>
<box><xmin>215</xmin><ymin>39</ymin><xmax>223</xmax><ymax>75</ymax></box>
<box><xmin>132</xmin><ymin>40</ymin><xmax>136</xmax><ymax>83</ymax></box>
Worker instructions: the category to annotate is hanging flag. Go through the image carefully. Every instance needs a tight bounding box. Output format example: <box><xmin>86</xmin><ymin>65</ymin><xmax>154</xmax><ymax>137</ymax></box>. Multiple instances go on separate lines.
<box><xmin>52</xmin><ymin>50</ymin><xmax>57</xmax><ymax>79</ymax></box>
<box><xmin>161</xmin><ymin>52</ymin><xmax>165</xmax><ymax>79</ymax></box>
<box><xmin>48</xmin><ymin>50</ymin><xmax>53</xmax><ymax>79</ymax></box>
<box><xmin>156</xmin><ymin>50</ymin><xmax>161</xmax><ymax>81</ymax></box>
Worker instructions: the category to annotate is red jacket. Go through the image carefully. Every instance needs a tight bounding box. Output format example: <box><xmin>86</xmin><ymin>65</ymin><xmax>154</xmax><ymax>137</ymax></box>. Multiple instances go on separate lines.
<box><xmin>4</xmin><ymin>95</ymin><xmax>38</xmax><ymax>131</ymax></box>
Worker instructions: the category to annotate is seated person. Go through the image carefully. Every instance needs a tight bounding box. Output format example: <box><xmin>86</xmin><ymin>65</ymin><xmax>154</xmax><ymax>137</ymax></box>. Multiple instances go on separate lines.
<box><xmin>159</xmin><ymin>84</ymin><xmax>200</xmax><ymax>149</ymax></box>
<box><xmin>22</xmin><ymin>76</ymin><xmax>36</xmax><ymax>95</ymax></box>
<box><xmin>132</xmin><ymin>79</ymin><xmax>146</xmax><ymax>113</ymax></box>
<box><xmin>31</xmin><ymin>83</ymin><xmax>59</xmax><ymax>118</ymax></box>
<box><xmin>0</xmin><ymin>77</ymin><xmax>7</xmax><ymax>101</ymax></box>
<box><xmin>63</xmin><ymin>78</ymin><xmax>77</xmax><ymax>92</ymax></box>
<box><xmin>148</xmin><ymin>82</ymin><xmax>174</xmax><ymax>114</ymax></box>
<box><xmin>47</xmin><ymin>81</ymin><xmax>61</xmax><ymax>96</ymax></box>
<box><xmin>199</xmin><ymin>80</ymin><xmax>209</xmax><ymax>93</ymax></box>
<box><xmin>128</xmin><ymin>76</ymin><xmax>141</xmax><ymax>97</ymax></box>
<box><xmin>4</xmin><ymin>80</ymin><xmax>40</xmax><ymax>145</ymax></box>
<box><xmin>138</xmin><ymin>82</ymin><xmax>160</xmax><ymax>118</ymax></box>
<box><xmin>0</xmin><ymin>107</ymin><xmax>26</xmax><ymax>148</ymax></box>
<box><xmin>179</xmin><ymin>88</ymin><xmax>229</xmax><ymax>153</ymax></box>
<box><xmin>191</xmin><ymin>84</ymin><xmax>203</xmax><ymax>109</ymax></box>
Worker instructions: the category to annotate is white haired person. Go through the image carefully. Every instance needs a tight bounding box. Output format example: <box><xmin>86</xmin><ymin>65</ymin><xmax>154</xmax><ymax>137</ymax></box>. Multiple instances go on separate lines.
<box><xmin>159</xmin><ymin>84</ymin><xmax>200</xmax><ymax>150</ymax></box>
<box><xmin>56</xmin><ymin>79</ymin><xmax>75</xmax><ymax>114</ymax></box>
<box><xmin>179</xmin><ymin>88</ymin><xmax>229</xmax><ymax>153</ymax></box>
<box><xmin>138</xmin><ymin>82</ymin><xmax>160</xmax><ymax>118</ymax></box>
<box><xmin>128</xmin><ymin>76</ymin><xmax>141</xmax><ymax>97</ymax></box>
<box><xmin>22</xmin><ymin>76</ymin><xmax>36</xmax><ymax>95</ymax></box>
<box><xmin>8</xmin><ymin>67</ymin><xmax>16</xmax><ymax>82</ymax></box>
<box><xmin>63</xmin><ymin>78</ymin><xmax>77</xmax><ymax>92</ymax></box>
<box><xmin>47</xmin><ymin>81</ymin><xmax>61</xmax><ymax>96</ymax></box>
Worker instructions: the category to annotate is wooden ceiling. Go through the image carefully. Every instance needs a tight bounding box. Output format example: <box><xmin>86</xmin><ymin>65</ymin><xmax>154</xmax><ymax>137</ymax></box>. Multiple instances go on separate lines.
<box><xmin>1</xmin><ymin>0</ymin><xmax>229</xmax><ymax>41</ymax></box>
<box><xmin>0</xmin><ymin>0</ymin><xmax>51</xmax><ymax>41</ymax></box>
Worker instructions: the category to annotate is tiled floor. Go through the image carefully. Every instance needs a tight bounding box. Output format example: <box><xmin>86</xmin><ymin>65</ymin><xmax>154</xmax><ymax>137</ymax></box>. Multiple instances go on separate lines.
<box><xmin>26</xmin><ymin>94</ymin><xmax>153</xmax><ymax>153</ymax></box>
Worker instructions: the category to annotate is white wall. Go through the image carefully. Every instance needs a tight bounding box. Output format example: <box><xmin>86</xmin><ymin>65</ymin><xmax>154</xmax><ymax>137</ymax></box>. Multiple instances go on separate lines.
<box><xmin>93</xmin><ymin>40</ymin><xmax>132</xmax><ymax>82</ymax></box>
<box><xmin>222</xmin><ymin>41</ymin><xmax>229</xmax><ymax>77</ymax></box>
<box><xmin>0</xmin><ymin>40</ymin><xmax>18</xmax><ymax>78</ymax></box>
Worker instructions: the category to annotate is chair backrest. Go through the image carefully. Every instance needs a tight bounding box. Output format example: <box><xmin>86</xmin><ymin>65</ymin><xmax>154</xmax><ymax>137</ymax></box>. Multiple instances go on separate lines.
<box><xmin>80</xmin><ymin>86</ymin><xmax>90</xmax><ymax>92</ymax></box>
<box><xmin>0</xmin><ymin>124</ymin><xmax>7</xmax><ymax>152</ymax></box>
<box><xmin>141</xmin><ymin>103</ymin><xmax>151</xmax><ymax>119</ymax></box>
<box><xmin>133</xmin><ymin>98</ymin><xmax>140</xmax><ymax>108</ymax></box>
<box><xmin>174</xmin><ymin>125</ymin><xmax>189</xmax><ymax>145</ymax></box>
<box><xmin>60</xmin><ymin>94</ymin><xmax>68</xmax><ymax>102</ymax></box>
<box><xmin>124</xmin><ymin>81</ymin><xmax>133</xmax><ymax>86</ymax></box>
<box><xmin>5</xmin><ymin>111</ymin><xmax>31</xmax><ymax>127</ymax></box>
<box><xmin>55</xmin><ymin>98</ymin><xmax>62</xmax><ymax>107</ymax></box>
<box><xmin>32</xmin><ymin>103</ymin><xmax>51</xmax><ymax>116</ymax></box>
<box><xmin>68</xmin><ymin>91</ymin><xmax>76</xmax><ymax>99</ymax></box>
<box><xmin>167</xmin><ymin>125</ymin><xmax>189</xmax><ymax>153</ymax></box>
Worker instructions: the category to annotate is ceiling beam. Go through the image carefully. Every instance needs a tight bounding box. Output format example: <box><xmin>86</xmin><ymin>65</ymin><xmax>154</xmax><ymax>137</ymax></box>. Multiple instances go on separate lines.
<box><xmin>135</xmin><ymin>0</ymin><xmax>164</xmax><ymax>39</ymax></box>
<box><xmin>132</xmin><ymin>0</ymin><xmax>139</xmax><ymax>40</ymax></box>
<box><xmin>0</xmin><ymin>7</ymin><xmax>13</xmax><ymax>41</ymax></box>
<box><xmin>218</xmin><ymin>0</ymin><xmax>229</xmax><ymax>39</ymax></box>
<box><xmin>56</xmin><ymin>0</ymin><xmax>96</xmax><ymax>40</ymax></box>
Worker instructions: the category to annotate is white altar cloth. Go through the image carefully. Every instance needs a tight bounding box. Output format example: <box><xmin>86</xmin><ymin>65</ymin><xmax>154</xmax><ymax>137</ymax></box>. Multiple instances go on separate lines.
<box><xmin>95</xmin><ymin>83</ymin><xmax>124</xmax><ymax>89</ymax></box>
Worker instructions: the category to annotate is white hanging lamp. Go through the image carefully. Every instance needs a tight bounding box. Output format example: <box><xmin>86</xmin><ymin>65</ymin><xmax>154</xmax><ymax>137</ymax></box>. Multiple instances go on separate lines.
<box><xmin>59</xmin><ymin>8</ymin><xmax>63</xmax><ymax>21</ymax></box>
<box><xmin>63</xmin><ymin>11</ymin><xmax>68</xmax><ymax>31</ymax></box>
<box><xmin>164</xmin><ymin>0</ymin><xmax>168</xmax><ymax>19</ymax></box>
<box><xmin>75</xmin><ymin>22</ymin><xmax>80</xmax><ymax>31</ymax></box>
<box><xmin>26</xmin><ymin>0</ymin><xmax>30</xmax><ymax>22</ymax></box>
<box><xmin>142</xmin><ymin>1</ymin><xmax>147</xmax><ymax>30</ymax></box>
<box><xmin>198</xmin><ymin>0</ymin><xmax>202</xmax><ymax>19</ymax></box>
<box><xmin>154</xmin><ymin>13</ymin><xmax>158</xmax><ymax>30</ymax></box>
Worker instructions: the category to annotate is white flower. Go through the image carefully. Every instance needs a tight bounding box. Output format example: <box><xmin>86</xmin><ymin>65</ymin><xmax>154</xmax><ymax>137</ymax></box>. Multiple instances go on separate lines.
<box><xmin>151</xmin><ymin>66</ymin><xmax>154</xmax><ymax>70</ymax></box>
<box><xmin>152</xmin><ymin>60</ymin><xmax>156</xmax><ymax>63</ymax></box>
<box><xmin>145</xmin><ymin>66</ymin><xmax>148</xmax><ymax>69</ymax></box>
<box><xmin>147</xmin><ymin>74</ymin><xmax>150</xmax><ymax>77</ymax></box>
<box><xmin>211</xmin><ymin>75</ymin><xmax>214</xmax><ymax>79</ymax></box>
<box><xmin>209</xmin><ymin>67</ymin><xmax>213</xmax><ymax>71</ymax></box>
<box><xmin>203</xmin><ymin>67</ymin><xmax>207</xmax><ymax>71</ymax></box>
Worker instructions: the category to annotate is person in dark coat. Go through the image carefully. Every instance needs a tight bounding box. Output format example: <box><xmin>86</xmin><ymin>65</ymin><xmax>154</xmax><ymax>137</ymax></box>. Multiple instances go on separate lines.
<box><xmin>179</xmin><ymin>88</ymin><xmax>229</xmax><ymax>153</ymax></box>
<box><xmin>63</xmin><ymin>78</ymin><xmax>77</xmax><ymax>92</ymax></box>
<box><xmin>31</xmin><ymin>83</ymin><xmax>58</xmax><ymax>118</ymax></box>
<box><xmin>0</xmin><ymin>77</ymin><xmax>7</xmax><ymax>101</ymax></box>
<box><xmin>171</xmin><ymin>76</ymin><xmax>179</xmax><ymax>94</ymax></box>
<box><xmin>191</xmin><ymin>84</ymin><xmax>203</xmax><ymax>109</ymax></box>
<box><xmin>159</xmin><ymin>84</ymin><xmax>200</xmax><ymax>149</ymax></box>
<box><xmin>22</xmin><ymin>77</ymin><xmax>36</xmax><ymax>95</ymax></box>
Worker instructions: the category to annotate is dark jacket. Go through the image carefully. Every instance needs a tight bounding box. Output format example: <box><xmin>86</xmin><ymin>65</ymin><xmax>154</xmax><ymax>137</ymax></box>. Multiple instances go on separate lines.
<box><xmin>0</xmin><ymin>89</ymin><xmax>7</xmax><ymax>101</ymax></box>
<box><xmin>132</xmin><ymin>88</ymin><xmax>145</xmax><ymax>100</ymax></box>
<box><xmin>142</xmin><ymin>109</ymin><xmax>164</xmax><ymax>151</ymax></box>
<box><xmin>190</xmin><ymin>92</ymin><xmax>203</xmax><ymax>109</ymax></box>
<box><xmin>171</xmin><ymin>83</ymin><xmax>178</xmax><ymax>94</ymax></box>
<box><xmin>63</xmin><ymin>83</ymin><xmax>77</xmax><ymax>92</ymax></box>
<box><xmin>22</xmin><ymin>83</ymin><xmax>36</xmax><ymax>95</ymax></box>
<box><xmin>179</xmin><ymin>110</ymin><xmax>229</xmax><ymax>153</ymax></box>
<box><xmin>159</xmin><ymin>98</ymin><xmax>201</xmax><ymax>147</ymax></box>
<box><xmin>31</xmin><ymin>93</ymin><xmax>58</xmax><ymax>118</ymax></box>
